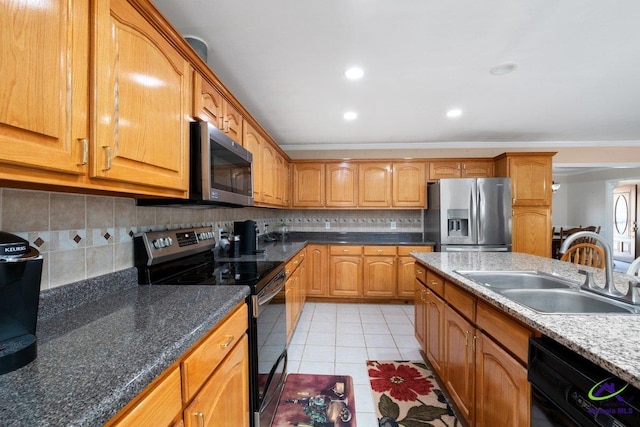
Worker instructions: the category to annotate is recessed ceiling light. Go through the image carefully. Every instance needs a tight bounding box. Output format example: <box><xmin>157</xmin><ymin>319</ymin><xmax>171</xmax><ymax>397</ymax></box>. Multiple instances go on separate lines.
<box><xmin>446</xmin><ymin>109</ymin><xmax>462</xmax><ymax>118</ymax></box>
<box><xmin>344</xmin><ymin>67</ymin><xmax>364</xmax><ymax>80</ymax></box>
<box><xmin>343</xmin><ymin>111</ymin><xmax>358</xmax><ymax>120</ymax></box>
<box><xmin>490</xmin><ymin>62</ymin><xmax>517</xmax><ymax>76</ymax></box>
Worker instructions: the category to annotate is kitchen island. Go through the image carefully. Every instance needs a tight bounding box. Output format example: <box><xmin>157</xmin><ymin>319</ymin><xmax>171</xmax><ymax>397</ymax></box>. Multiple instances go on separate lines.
<box><xmin>411</xmin><ymin>251</ymin><xmax>640</xmax><ymax>388</ymax></box>
<box><xmin>0</xmin><ymin>269</ymin><xmax>249</xmax><ymax>426</ymax></box>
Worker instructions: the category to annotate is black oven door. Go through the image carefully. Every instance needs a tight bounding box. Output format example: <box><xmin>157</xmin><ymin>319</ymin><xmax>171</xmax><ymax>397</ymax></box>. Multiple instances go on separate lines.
<box><xmin>249</xmin><ymin>268</ymin><xmax>287</xmax><ymax>427</ymax></box>
<box><xmin>191</xmin><ymin>121</ymin><xmax>253</xmax><ymax>207</ymax></box>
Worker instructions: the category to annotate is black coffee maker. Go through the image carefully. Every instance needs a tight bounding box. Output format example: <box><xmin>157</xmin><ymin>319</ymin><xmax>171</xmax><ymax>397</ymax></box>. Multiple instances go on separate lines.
<box><xmin>0</xmin><ymin>232</ymin><xmax>43</xmax><ymax>375</ymax></box>
<box><xmin>234</xmin><ymin>220</ymin><xmax>262</xmax><ymax>255</ymax></box>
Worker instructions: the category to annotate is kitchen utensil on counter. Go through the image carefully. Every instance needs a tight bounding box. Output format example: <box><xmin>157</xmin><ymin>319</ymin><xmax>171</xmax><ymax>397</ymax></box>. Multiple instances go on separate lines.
<box><xmin>234</xmin><ymin>220</ymin><xmax>264</xmax><ymax>254</ymax></box>
<box><xmin>229</xmin><ymin>235</ymin><xmax>241</xmax><ymax>258</ymax></box>
<box><xmin>0</xmin><ymin>231</ymin><xmax>44</xmax><ymax>375</ymax></box>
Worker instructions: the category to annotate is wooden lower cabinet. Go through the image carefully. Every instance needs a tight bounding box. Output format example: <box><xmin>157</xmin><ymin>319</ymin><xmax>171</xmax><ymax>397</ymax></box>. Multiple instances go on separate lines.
<box><xmin>424</xmin><ymin>288</ymin><xmax>445</xmax><ymax>376</ymax></box>
<box><xmin>184</xmin><ymin>335</ymin><xmax>249</xmax><ymax>427</ymax></box>
<box><xmin>306</xmin><ymin>245</ymin><xmax>328</xmax><ymax>297</ymax></box>
<box><xmin>285</xmin><ymin>250</ymin><xmax>306</xmax><ymax>341</ymax></box>
<box><xmin>363</xmin><ymin>246</ymin><xmax>397</xmax><ymax>298</ymax></box>
<box><xmin>414</xmin><ymin>279</ymin><xmax>427</xmax><ymax>349</ymax></box>
<box><xmin>475</xmin><ymin>332</ymin><xmax>530</xmax><ymax>427</ymax></box>
<box><xmin>444</xmin><ymin>306</ymin><xmax>475</xmax><ymax>424</ymax></box>
<box><xmin>512</xmin><ymin>206</ymin><xmax>552</xmax><ymax>257</ymax></box>
<box><xmin>397</xmin><ymin>246</ymin><xmax>432</xmax><ymax>298</ymax></box>
<box><xmin>329</xmin><ymin>255</ymin><xmax>362</xmax><ymax>297</ymax></box>
<box><xmin>107</xmin><ymin>303</ymin><xmax>249</xmax><ymax>427</ymax></box>
<box><xmin>416</xmin><ymin>265</ymin><xmax>533</xmax><ymax>427</ymax></box>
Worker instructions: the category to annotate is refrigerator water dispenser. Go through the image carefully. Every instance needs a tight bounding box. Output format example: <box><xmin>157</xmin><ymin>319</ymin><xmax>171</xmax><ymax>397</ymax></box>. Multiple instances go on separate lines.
<box><xmin>447</xmin><ymin>209</ymin><xmax>469</xmax><ymax>237</ymax></box>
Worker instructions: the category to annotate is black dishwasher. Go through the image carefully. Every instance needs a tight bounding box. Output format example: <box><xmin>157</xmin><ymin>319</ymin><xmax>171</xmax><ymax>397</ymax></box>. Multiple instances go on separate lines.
<box><xmin>529</xmin><ymin>337</ymin><xmax>640</xmax><ymax>427</ymax></box>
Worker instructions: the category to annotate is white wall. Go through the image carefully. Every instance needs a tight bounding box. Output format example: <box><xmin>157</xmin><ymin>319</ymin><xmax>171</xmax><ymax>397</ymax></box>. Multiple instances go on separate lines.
<box><xmin>553</xmin><ymin>167</ymin><xmax>640</xmax><ymax>245</ymax></box>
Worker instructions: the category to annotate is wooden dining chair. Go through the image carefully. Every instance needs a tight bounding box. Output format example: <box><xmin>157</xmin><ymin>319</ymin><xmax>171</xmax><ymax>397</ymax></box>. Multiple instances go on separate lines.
<box><xmin>560</xmin><ymin>243</ymin><xmax>606</xmax><ymax>268</ymax></box>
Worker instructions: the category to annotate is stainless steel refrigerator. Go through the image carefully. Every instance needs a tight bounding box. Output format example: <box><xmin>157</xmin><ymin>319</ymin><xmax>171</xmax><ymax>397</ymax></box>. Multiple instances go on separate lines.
<box><xmin>424</xmin><ymin>178</ymin><xmax>512</xmax><ymax>252</ymax></box>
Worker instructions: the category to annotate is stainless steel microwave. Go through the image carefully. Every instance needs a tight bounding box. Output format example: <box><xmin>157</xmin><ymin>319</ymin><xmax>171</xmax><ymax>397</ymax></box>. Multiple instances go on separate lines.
<box><xmin>137</xmin><ymin>121</ymin><xmax>253</xmax><ymax>208</ymax></box>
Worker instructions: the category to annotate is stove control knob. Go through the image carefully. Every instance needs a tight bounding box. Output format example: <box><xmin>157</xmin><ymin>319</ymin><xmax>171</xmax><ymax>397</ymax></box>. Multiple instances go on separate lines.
<box><xmin>207</xmin><ymin>231</ymin><xmax>214</xmax><ymax>239</ymax></box>
<box><xmin>153</xmin><ymin>239</ymin><xmax>165</xmax><ymax>249</ymax></box>
<box><xmin>165</xmin><ymin>237</ymin><xmax>173</xmax><ymax>247</ymax></box>
<box><xmin>199</xmin><ymin>232</ymin><xmax>206</xmax><ymax>240</ymax></box>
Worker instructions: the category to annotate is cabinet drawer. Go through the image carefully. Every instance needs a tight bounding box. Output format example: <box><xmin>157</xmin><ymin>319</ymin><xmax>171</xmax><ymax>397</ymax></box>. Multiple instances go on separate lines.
<box><xmin>330</xmin><ymin>245</ymin><xmax>363</xmax><ymax>256</ymax></box>
<box><xmin>398</xmin><ymin>245</ymin><xmax>432</xmax><ymax>256</ymax></box>
<box><xmin>445</xmin><ymin>282</ymin><xmax>475</xmax><ymax>321</ymax></box>
<box><xmin>415</xmin><ymin>264</ymin><xmax>427</xmax><ymax>285</ymax></box>
<box><xmin>182</xmin><ymin>303</ymin><xmax>248</xmax><ymax>401</ymax></box>
<box><xmin>364</xmin><ymin>246</ymin><xmax>396</xmax><ymax>256</ymax></box>
<box><xmin>476</xmin><ymin>300</ymin><xmax>533</xmax><ymax>365</ymax></box>
<box><xmin>111</xmin><ymin>366</ymin><xmax>182</xmax><ymax>427</ymax></box>
<box><xmin>426</xmin><ymin>270</ymin><xmax>445</xmax><ymax>296</ymax></box>
<box><xmin>286</xmin><ymin>250</ymin><xmax>306</xmax><ymax>275</ymax></box>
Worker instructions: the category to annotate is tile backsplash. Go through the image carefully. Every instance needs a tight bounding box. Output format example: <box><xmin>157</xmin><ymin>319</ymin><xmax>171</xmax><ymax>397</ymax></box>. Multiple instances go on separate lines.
<box><xmin>0</xmin><ymin>188</ymin><xmax>422</xmax><ymax>290</ymax></box>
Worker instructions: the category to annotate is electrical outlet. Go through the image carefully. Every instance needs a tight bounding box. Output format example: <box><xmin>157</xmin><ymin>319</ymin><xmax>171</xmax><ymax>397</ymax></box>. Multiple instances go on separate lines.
<box><xmin>325</xmin><ymin>221</ymin><xmax>331</xmax><ymax>229</ymax></box>
<box><xmin>390</xmin><ymin>221</ymin><xmax>396</xmax><ymax>230</ymax></box>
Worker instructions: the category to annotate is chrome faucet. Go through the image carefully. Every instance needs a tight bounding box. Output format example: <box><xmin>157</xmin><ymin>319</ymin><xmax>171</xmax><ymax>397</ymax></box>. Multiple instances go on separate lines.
<box><xmin>559</xmin><ymin>231</ymin><xmax>617</xmax><ymax>295</ymax></box>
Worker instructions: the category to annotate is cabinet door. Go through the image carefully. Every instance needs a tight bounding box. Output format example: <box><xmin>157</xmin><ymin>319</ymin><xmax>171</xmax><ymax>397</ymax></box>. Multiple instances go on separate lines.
<box><xmin>461</xmin><ymin>160</ymin><xmax>494</xmax><ymax>178</ymax></box>
<box><xmin>397</xmin><ymin>256</ymin><xmax>417</xmax><ymax>298</ymax></box>
<box><xmin>326</xmin><ymin>163</ymin><xmax>358</xmax><ymax>207</ymax></box>
<box><xmin>306</xmin><ymin>245</ymin><xmax>328</xmax><ymax>297</ymax></box>
<box><xmin>509</xmin><ymin>156</ymin><xmax>552</xmax><ymax>206</ymax></box>
<box><xmin>329</xmin><ymin>256</ymin><xmax>362</xmax><ymax>296</ymax></box>
<box><xmin>193</xmin><ymin>72</ymin><xmax>223</xmax><ymax>128</ymax></box>
<box><xmin>393</xmin><ymin>162</ymin><xmax>426</xmax><ymax>207</ymax></box>
<box><xmin>222</xmin><ymin>100</ymin><xmax>243</xmax><ymax>145</ymax></box>
<box><xmin>414</xmin><ymin>280</ymin><xmax>427</xmax><ymax>350</ymax></box>
<box><xmin>274</xmin><ymin>153</ymin><xmax>285</xmax><ymax>206</ymax></box>
<box><xmin>512</xmin><ymin>206</ymin><xmax>551</xmax><ymax>257</ymax></box>
<box><xmin>424</xmin><ymin>289</ymin><xmax>445</xmax><ymax>377</ymax></box>
<box><xmin>429</xmin><ymin>162</ymin><xmax>460</xmax><ymax>180</ymax></box>
<box><xmin>0</xmin><ymin>0</ymin><xmax>88</xmax><ymax>178</ymax></box>
<box><xmin>475</xmin><ymin>332</ymin><xmax>530</xmax><ymax>427</ymax></box>
<box><xmin>359</xmin><ymin>163</ymin><xmax>392</xmax><ymax>207</ymax></box>
<box><xmin>292</xmin><ymin>163</ymin><xmax>325</xmax><ymax>207</ymax></box>
<box><xmin>243</xmin><ymin>122</ymin><xmax>263</xmax><ymax>203</ymax></box>
<box><xmin>363</xmin><ymin>256</ymin><xmax>396</xmax><ymax>298</ymax></box>
<box><xmin>261</xmin><ymin>142</ymin><xmax>277</xmax><ymax>204</ymax></box>
<box><xmin>93</xmin><ymin>0</ymin><xmax>190</xmax><ymax>193</ymax></box>
<box><xmin>444</xmin><ymin>306</ymin><xmax>475</xmax><ymax>425</ymax></box>
<box><xmin>285</xmin><ymin>275</ymin><xmax>295</xmax><ymax>341</ymax></box>
<box><xmin>184</xmin><ymin>335</ymin><xmax>249</xmax><ymax>427</ymax></box>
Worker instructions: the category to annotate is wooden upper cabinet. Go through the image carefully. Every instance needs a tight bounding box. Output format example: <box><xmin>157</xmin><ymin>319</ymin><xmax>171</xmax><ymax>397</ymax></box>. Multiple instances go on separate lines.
<box><xmin>326</xmin><ymin>163</ymin><xmax>358</xmax><ymax>207</ymax></box>
<box><xmin>0</xmin><ymin>0</ymin><xmax>88</xmax><ymax>177</ymax></box>
<box><xmin>429</xmin><ymin>162</ymin><xmax>461</xmax><ymax>180</ymax></box>
<box><xmin>193</xmin><ymin>71</ymin><xmax>224</xmax><ymax>128</ymax></box>
<box><xmin>292</xmin><ymin>163</ymin><xmax>325</xmax><ymax>207</ymax></box>
<box><xmin>495</xmin><ymin>154</ymin><xmax>553</xmax><ymax>206</ymax></box>
<box><xmin>392</xmin><ymin>162</ymin><xmax>426</xmax><ymax>207</ymax></box>
<box><xmin>359</xmin><ymin>163</ymin><xmax>392</xmax><ymax>207</ymax></box>
<box><xmin>222</xmin><ymin>100</ymin><xmax>243</xmax><ymax>145</ymax></box>
<box><xmin>92</xmin><ymin>0</ymin><xmax>190</xmax><ymax>193</ymax></box>
<box><xmin>461</xmin><ymin>160</ymin><xmax>494</xmax><ymax>178</ymax></box>
<box><xmin>243</xmin><ymin>122</ymin><xmax>263</xmax><ymax>203</ymax></box>
<box><xmin>261</xmin><ymin>142</ymin><xmax>277</xmax><ymax>204</ymax></box>
<box><xmin>429</xmin><ymin>160</ymin><xmax>494</xmax><ymax>180</ymax></box>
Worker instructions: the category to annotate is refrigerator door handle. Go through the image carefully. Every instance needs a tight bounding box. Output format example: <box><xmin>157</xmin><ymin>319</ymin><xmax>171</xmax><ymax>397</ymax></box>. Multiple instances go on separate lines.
<box><xmin>477</xmin><ymin>186</ymin><xmax>483</xmax><ymax>242</ymax></box>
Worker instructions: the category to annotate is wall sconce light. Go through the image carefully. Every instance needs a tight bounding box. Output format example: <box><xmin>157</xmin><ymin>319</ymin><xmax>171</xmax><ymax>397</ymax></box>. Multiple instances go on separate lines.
<box><xmin>551</xmin><ymin>181</ymin><xmax>561</xmax><ymax>193</ymax></box>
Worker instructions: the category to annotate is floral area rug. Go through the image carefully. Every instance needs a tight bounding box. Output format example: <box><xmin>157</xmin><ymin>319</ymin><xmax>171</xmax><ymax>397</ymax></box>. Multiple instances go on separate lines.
<box><xmin>367</xmin><ymin>360</ymin><xmax>459</xmax><ymax>427</ymax></box>
<box><xmin>272</xmin><ymin>373</ymin><xmax>356</xmax><ymax>427</ymax></box>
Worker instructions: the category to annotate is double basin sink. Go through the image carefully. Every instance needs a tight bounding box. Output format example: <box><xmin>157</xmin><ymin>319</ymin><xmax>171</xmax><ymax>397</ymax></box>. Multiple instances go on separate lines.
<box><xmin>455</xmin><ymin>270</ymin><xmax>639</xmax><ymax>314</ymax></box>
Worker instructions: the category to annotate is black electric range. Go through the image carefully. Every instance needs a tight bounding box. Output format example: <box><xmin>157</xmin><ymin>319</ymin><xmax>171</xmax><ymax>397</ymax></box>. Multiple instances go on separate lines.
<box><xmin>133</xmin><ymin>227</ymin><xmax>287</xmax><ymax>427</ymax></box>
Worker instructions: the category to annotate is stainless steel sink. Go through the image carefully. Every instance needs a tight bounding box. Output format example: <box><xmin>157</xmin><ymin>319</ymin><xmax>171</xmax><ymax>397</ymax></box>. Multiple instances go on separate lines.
<box><xmin>455</xmin><ymin>270</ymin><xmax>577</xmax><ymax>290</ymax></box>
<box><xmin>499</xmin><ymin>288</ymin><xmax>638</xmax><ymax>314</ymax></box>
<box><xmin>455</xmin><ymin>270</ymin><xmax>639</xmax><ymax>314</ymax></box>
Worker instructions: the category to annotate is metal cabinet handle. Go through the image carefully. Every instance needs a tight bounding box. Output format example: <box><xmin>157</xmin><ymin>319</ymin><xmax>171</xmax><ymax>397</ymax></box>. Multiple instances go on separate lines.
<box><xmin>103</xmin><ymin>146</ymin><xmax>112</xmax><ymax>171</ymax></box>
<box><xmin>194</xmin><ymin>412</ymin><xmax>205</xmax><ymax>427</ymax></box>
<box><xmin>376</xmin><ymin>249</ymin><xmax>383</xmax><ymax>253</ymax></box>
<box><xmin>219</xmin><ymin>335</ymin><xmax>235</xmax><ymax>348</ymax></box>
<box><xmin>78</xmin><ymin>138</ymin><xmax>88</xmax><ymax>165</ymax></box>
<box><xmin>465</xmin><ymin>330</ymin><xmax>470</xmax><ymax>347</ymax></box>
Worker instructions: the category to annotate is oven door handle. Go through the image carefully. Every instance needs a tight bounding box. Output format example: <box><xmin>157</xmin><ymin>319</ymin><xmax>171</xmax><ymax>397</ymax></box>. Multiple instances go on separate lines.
<box><xmin>252</xmin><ymin>272</ymin><xmax>286</xmax><ymax>318</ymax></box>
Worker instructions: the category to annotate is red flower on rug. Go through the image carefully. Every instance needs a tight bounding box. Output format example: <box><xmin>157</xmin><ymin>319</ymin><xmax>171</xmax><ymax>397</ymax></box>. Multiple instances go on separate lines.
<box><xmin>368</xmin><ymin>362</ymin><xmax>434</xmax><ymax>401</ymax></box>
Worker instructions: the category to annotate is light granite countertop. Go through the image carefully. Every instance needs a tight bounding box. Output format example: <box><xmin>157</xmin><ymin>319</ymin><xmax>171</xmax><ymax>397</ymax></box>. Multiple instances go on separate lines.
<box><xmin>0</xmin><ymin>269</ymin><xmax>249</xmax><ymax>427</ymax></box>
<box><xmin>411</xmin><ymin>251</ymin><xmax>640</xmax><ymax>388</ymax></box>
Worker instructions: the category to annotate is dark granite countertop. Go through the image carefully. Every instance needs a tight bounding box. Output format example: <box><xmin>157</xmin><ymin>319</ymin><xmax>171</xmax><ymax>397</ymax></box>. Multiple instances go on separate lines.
<box><xmin>0</xmin><ymin>268</ymin><xmax>249</xmax><ymax>426</ymax></box>
<box><xmin>286</xmin><ymin>231</ymin><xmax>434</xmax><ymax>245</ymax></box>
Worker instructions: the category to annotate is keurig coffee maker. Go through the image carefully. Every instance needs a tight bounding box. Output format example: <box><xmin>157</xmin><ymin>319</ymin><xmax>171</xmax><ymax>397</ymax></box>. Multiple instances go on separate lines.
<box><xmin>0</xmin><ymin>232</ymin><xmax>43</xmax><ymax>375</ymax></box>
<box><xmin>234</xmin><ymin>220</ymin><xmax>263</xmax><ymax>255</ymax></box>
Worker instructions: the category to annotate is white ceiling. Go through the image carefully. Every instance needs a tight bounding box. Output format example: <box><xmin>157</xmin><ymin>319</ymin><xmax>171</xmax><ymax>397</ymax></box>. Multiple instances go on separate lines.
<box><xmin>151</xmin><ymin>0</ymin><xmax>640</xmax><ymax>166</ymax></box>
